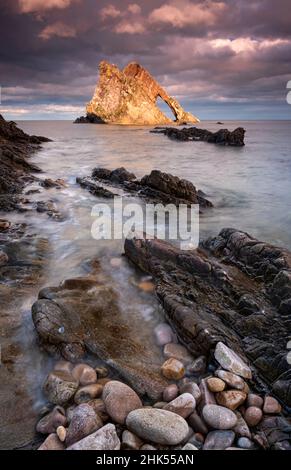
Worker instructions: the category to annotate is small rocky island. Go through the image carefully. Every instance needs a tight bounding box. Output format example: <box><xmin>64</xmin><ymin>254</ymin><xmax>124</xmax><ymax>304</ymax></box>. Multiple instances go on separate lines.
<box><xmin>75</xmin><ymin>61</ymin><xmax>199</xmax><ymax>126</ymax></box>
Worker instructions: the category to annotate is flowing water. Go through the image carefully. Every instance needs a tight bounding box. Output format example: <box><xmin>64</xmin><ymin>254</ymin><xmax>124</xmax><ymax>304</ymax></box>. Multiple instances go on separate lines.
<box><xmin>1</xmin><ymin>120</ymin><xmax>291</xmax><ymax>446</ymax></box>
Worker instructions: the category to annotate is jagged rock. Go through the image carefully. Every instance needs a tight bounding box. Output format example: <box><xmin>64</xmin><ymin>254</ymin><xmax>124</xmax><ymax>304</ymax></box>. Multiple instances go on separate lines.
<box><xmin>78</xmin><ymin>167</ymin><xmax>212</xmax><ymax>208</ymax></box>
<box><xmin>152</xmin><ymin>126</ymin><xmax>245</xmax><ymax>146</ymax></box>
<box><xmin>32</xmin><ymin>272</ymin><xmax>168</xmax><ymax>400</ymax></box>
<box><xmin>124</xmin><ymin>228</ymin><xmax>291</xmax><ymax>407</ymax></box>
<box><xmin>77</xmin><ymin>61</ymin><xmax>199</xmax><ymax>126</ymax></box>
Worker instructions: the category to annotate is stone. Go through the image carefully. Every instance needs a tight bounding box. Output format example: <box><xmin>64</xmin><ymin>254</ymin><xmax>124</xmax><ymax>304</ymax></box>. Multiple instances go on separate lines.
<box><xmin>163</xmin><ymin>384</ymin><xmax>179</xmax><ymax>402</ymax></box>
<box><xmin>206</xmin><ymin>377</ymin><xmax>225</xmax><ymax>393</ymax></box>
<box><xmin>161</xmin><ymin>358</ymin><xmax>185</xmax><ymax>380</ymax></box>
<box><xmin>216</xmin><ymin>370</ymin><xmax>246</xmax><ymax>391</ymax></box>
<box><xmin>54</xmin><ymin>360</ymin><xmax>73</xmax><ymax>374</ymax></box>
<box><xmin>199</xmin><ymin>379</ymin><xmax>216</xmax><ymax>408</ymax></box>
<box><xmin>65</xmin><ymin>403</ymin><xmax>103</xmax><ymax>447</ymax></box>
<box><xmin>214</xmin><ymin>342</ymin><xmax>252</xmax><ymax>379</ymax></box>
<box><xmin>67</xmin><ymin>423</ymin><xmax>120</xmax><ymax>450</ymax></box>
<box><xmin>216</xmin><ymin>390</ymin><xmax>247</xmax><ymax>410</ymax></box>
<box><xmin>95</xmin><ymin>366</ymin><xmax>108</xmax><ymax>378</ymax></box>
<box><xmin>164</xmin><ymin>393</ymin><xmax>196</xmax><ymax>418</ymax></box>
<box><xmin>182</xmin><ymin>443</ymin><xmax>198</xmax><ymax>450</ymax></box>
<box><xmin>153</xmin><ymin>402</ymin><xmax>167</xmax><ymax>409</ymax></box>
<box><xmin>56</xmin><ymin>426</ymin><xmax>66</xmax><ymax>442</ymax></box>
<box><xmin>179</xmin><ymin>382</ymin><xmax>201</xmax><ymax>402</ymax></box>
<box><xmin>246</xmin><ymin>394</ymin><xmax>263</xmax><ymax>409</ymax></box>
<box><xmin>74</xmin><ymin>384</ymin><xmax>103</xmax><ymax>404</ymax></box>
<box><xmin>82</xmin><ymin>61</ymin><xmax>199</xmax><ymax>126</ymax></box>
<box><xmin>186</xmin><ymin>356</ymin><xmax>207</xmax><ymax>375</ymax></box>
<box><xmin>263</xmin><ymin>396</ymin><xmax>282</xmax><ymax>414</ymax></box>
<box><xmin>244</xmin><ymin>407</ymin><xmax>263</xmax><ymax>427</ymax></box>
<box><xmin>187</xmin><ymin>435</ymin><xmax>203</xmax><ymax>449</ymax></box>
<box><xmin>188</xmin><ymin>411</ymin><xmax>208</xmax><ymax>435</ymax></box>
<box><xmin>163</xmin><ymin>343</ymin><xmax>193</xmax><ymax>365</ymax></box>
<box><xmin>43</xmin><ymin>371</ymin><xmax>78</xmax><ymax>406</ymax></box>
<box><xmin>0</xmin><ymin>250</ymin><xmax>8</xmax><ymax>265</ymax></box>
<box><xmin>36</xmin><ymin>406</ymin><xmax>67</xmax><ymax>434</ymax></box>
<box><xmin>0</xmin><ymin>219</ymin><xmax>10</xmax><ymax>231</ymax></box>
<box><xmin>203</xmin><ymin>430</ymin><xmax>235</xmax><ymax>450</ymax></box>
<box><xmin>237</xmin><ymin>437</ymin><xmax>255</xmax><ymax>449</ymax></box>
<box><xmin>38</xmin><ymin>433</ymin><xmax>65</xmax><ymax>450</ymax></box>
<box><xmin>202</xmin><ymin>405</ymin><xmax>238</xmax><ymax>430</ymax></box>
<box><xmin>122</xmin><ymin>430</ymin><xmax>143</xmax><ymax>450</ymax></box>
<box><xmin>153</xmin><ymin>126</ymin><xmax>245</xmax><ymax>147</ymax></box>
<box><xmin>233</xmin><ymin>412</ymin><xmax>251</xmax><ymax>438</ymax></box>
<box><xmin>126</xmin><ymin>408</ymin><xmax>189</xmax><ymax>446</ymax></box>
<box><xmin>87</xmin><ymin>399</ymin><xmax>109</xmax><ymax>422</ymax></box>
<box><xmin>102</xmin><ymin>380</ymin><xmax>142</xmax><ymax>424</ymax></box>
<box><xmin>154</xmin><ymin>323</ymin><xmax>174</xmax><ymax>346</ymax></box>
<box><xmin>140</xmin><ymin>444</ymin><xmax>157</xmax><ymax>450</ymax></box>
<box><xmin>138</xmin><ymin>280</ymin><xmax>155</xmax><ymax>293</ymax></box>
<box><xmin>72</xmin><ymin>363</ymin><xmax>97</xmax><ymax>386</ymax></box>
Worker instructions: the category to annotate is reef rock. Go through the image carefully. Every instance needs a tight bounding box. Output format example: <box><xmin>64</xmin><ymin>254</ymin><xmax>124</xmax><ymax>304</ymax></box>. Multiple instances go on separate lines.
<box><xmin>152</xmin><ymin>126</ymin><xmax>245</xmax><ymax>146</ymax></box>
<box><xmin>76</xmin><ymin>61</ymin><xmax>199</xmax><ymax>126</ymax></box>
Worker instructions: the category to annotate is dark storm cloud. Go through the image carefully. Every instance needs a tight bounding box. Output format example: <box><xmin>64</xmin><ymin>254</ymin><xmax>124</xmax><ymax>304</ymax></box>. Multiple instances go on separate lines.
<box><xmin>0</xmin><ymin>0</ymin><xmax>290</xmax><ymax>119</ymax></box>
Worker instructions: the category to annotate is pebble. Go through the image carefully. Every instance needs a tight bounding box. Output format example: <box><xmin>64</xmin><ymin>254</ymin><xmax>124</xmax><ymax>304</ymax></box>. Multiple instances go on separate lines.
<box><xmin>246</xmin><ymin>393</ymin><xmax>263</xmax><ymax>409</ymax></box>
<box><xmin>163</xmin><ymin>384</ymin><xmax>179</xmax><ymax>402</ymax></box>
<box><xmin>216</xmin><ymin>390</ymin><xmax>247</xmax><ymax>410</ymax></box>
<box><xmin>126</xmin><ymin>408</ymin><xmax>189</xmax><ymax>445</ymax></box>
<box><xmin>43</xmin><ymin>371</ymin><xmax>78</xmax><ymax>406</ymax></box>
<box><xmin>202</xmin><ymin>404</ymin><xmax>238</xmax><ymax>430</ymax></box>
<box><xmin>138</xmin><ymin>280</ymin><xmax>155</xmax><ymax>293</ymax></box>
<box><xmin>0</xmin><ymin>219</ymin><xmax>10</xmax><ymax>231</ymax></box>
<box><xmin>203</xmin><ymin>430</ymin><xmax>235</xmax><ymax>450</ymax></box>
<box><xmin>179</xmin><ymin>382</ymin><xmax>201</xmax><ymax>402</ymax></box>
<box><xmin>65</xmin><ymin>403</ymin><xmax>103</xmax><ymax>447</ymax></box>
<box><xmin>102</xmin><ymin>380</ymin><xmax>142</xmax><ymax>424</ymax></box>
<box><xmin>0</xmin><ymin>250</ymin><xmax>8</xmax><ymax>265</ymax></box>
<box><xmin>140</xmin><ymin>444</ymin><xmax>157</xmax><ymax>450</ymax></box>
<box><xmin>67</xmin><ymin>423</ymin><xmax>120</xmax><ymax>450</ymax></box>
<box><xmin>263</xmin><ymin>396</ymin><xmax>282</xmax><ymax>414</ymax></box>
<box><xmin>163</xmin><ymin>343</ymin><xmax>193</xmax><ymax>365</ymax></box>
<box><xmin>122</xmin><ymin>430</ymin><xmax>143</xmax><ymax>450</ymax></box>
<box><xmin>237</xmin><ymin>437</ymin><xmax>255</xmax><ymax>449</ymax></box>
<box><xmin>87</xmin><ymin>399</ymin><xmax>109</xmax><ymax>422</ymax></box>
<box><xmin>214</xmin><ymin>342</ymin><xmax>252</xmax><ymax>379</ymax></box>
<box><xmin>188</xmin><ymin>435</ymin><xmax>203</xmax><ymax>449</ymax></box>
<box><xmin>153</xmin><ymin>401</ymin><xmax>167</xmax><ymax>409</ymax></box>
<box><xmin>53</xmin><ymin>360</ymin><xmax>73</xmax><ymax>374</ymax></box>
<box><xmin>182</xmin><ymin>443</ymin><xmax>198</xmax><ymax>450</ymax></box>
<box><xmin>95</xmin><ymin>366</ymin><xmax>108</xmax><ymax>378</ymax></box>
<box><xmin>56</xmin><ymin>426</ymin><xmax>67</xmax><ymax>442</ymax></box>
<box><xmin>154</xmin><ymin>323</ymin><xmax>174</xmax><ymax>346</ymax></box>
<box><xmin>206</xmin><ymin>377</ymin><xmax>225</xmax><ymax>392</ymax></box>
<box><xmin>216</xmin><ymin>370</ymin><xmax>246</xmax><ymax>391</ymax></box>
<box><xmin>72</xmin><ymin>363</ymin><xmax>97</xmax><ymax>386</ymax></box>
<box><xmin>110</xmin><ymin>257</ymin><xmax>122</xmax><ymax>268</ymax></box>
<box><xmin>38</xmin><ymin>433</ymin><xmax>65</xmax><ymax>450</ymax></box>
<box><xmin>36</xmin><ymin>405</ymin><xmax>67</xmax><ymax>434</ymax></box>
<box><xmin>164</xmin><ymin>393</ymin><xmax>196</xmax><ymax>418</ymax></box>
<box><xmin>244</xmin><ymin>406</ymin><xmax>263</xmax><ymax>427</ymax></box>
<box><xmin>199</xmin><ymin>378</ymin><xmax>216</xmax><ymax>407</ymax></box>
<box><xmin>74</xmin><ymin>384</ymin><xmax>103</xmax><ymax>404</ymax></box>
<box><xmin>161</xmin><ymin>358</ymin><xmax>185</xmax><ymax>380</ymax></box>
<box><xmin>233</xmin><ymin>411</ymin><xmax>251</xmax><ymax>438</ymax></box>
<box><xmin>186</xmin><ymin>356</ymin><xmax>207</xmax><ymax>375</ymax></box>
<box><xmin>188</xmin><ymin>411</ymin><xmax>208</xmax><ymax>435</ymax></box>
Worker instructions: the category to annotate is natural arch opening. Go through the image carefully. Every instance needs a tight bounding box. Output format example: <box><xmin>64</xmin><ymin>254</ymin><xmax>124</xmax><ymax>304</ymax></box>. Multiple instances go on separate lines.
<box><xmin>156</xmin><ymin>96</ymin><xmax>176</xmax><ymax>121</ymax></box>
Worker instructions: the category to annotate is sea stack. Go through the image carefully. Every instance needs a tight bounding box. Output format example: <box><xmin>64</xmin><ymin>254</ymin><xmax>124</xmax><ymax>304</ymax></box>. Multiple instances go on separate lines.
<box><xmin>76</xmin><ymin>61</ymin><xmax>199</xmax><ymax>125</ymax></box>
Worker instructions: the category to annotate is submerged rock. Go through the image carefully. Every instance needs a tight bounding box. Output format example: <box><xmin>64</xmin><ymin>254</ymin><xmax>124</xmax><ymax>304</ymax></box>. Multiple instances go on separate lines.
<box><xmin>77</xmin><ymin>61</ymin><xmax>199</xmax><ymax>126</ymax></box>
<box><xmin>124</xmin><ymin>228</ymin><xmax>291</xmax><ymax>407</ymax></box>
<box><xmin>152</xmin><ymin>126</ymin><xmax>245</xmax><ymax>146</ymax></box>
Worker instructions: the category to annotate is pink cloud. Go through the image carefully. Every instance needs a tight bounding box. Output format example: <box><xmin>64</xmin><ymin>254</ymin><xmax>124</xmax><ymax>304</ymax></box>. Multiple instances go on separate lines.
<box><xmin>18</xmin><ymin>0</ymin><xmax>75</xmax><ymax>13</ymax></box>
<box><xmin>127</xmin><ymin>4</ymin><xmax>142</xmax><ymax>15</ymax></box>
<box><xmin>39</xmin><ymin>21</ymin><xmax>76</xmax><ymax>40</ymax></box>
<box><xmin>114</xmin><ymin>20</ymin><xmax>145</xmax><ymax>34</ymax></box>
<box><xmin>100</xmin><ymin>4</ymin><xmax>122</xmax><ymax>21</ymax></box>
<box><xmin>149</xmin><ymin>0</ymin><xmax>225</xmax><ymax>28</ymax></box>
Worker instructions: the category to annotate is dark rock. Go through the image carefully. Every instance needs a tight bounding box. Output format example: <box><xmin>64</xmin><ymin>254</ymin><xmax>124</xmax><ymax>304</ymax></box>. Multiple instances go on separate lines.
<box><xmin>74</xmin><ymin>113</ymin><xmax>106</xmax><ymax>124</ymax></box>
<box><xmin>152</xmin><ymin>126</ymin><xmax>245</xmax><ymax>146</ymax></box>
<box><xmin>124</xmin><ymin>228</ymin><xmax>291</xmax><ymax>407</ymax></box>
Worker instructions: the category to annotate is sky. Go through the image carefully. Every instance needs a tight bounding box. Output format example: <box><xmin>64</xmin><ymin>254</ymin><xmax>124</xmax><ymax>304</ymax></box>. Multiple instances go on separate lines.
<box><xmin>0</xmin><ymin>0</ymin><xmax>291</xmax><ymax>120</ymax></box>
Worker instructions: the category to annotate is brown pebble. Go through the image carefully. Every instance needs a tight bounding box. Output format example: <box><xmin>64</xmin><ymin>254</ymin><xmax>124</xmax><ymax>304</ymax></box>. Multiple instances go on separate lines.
<box><xmin>206</xmin><ymin>377</ymin><xmax>225</xmax><ymax>392</ymax></box>
<box><xmin>163</xmin><ymin>384</ymin><xmax>179</xmax><ymax>402</ymax></box>
<box><xmin>216</xmin><ymin>390</ymin><xmax>247</xmax><ymax>411</ymax></box>
<box><xmin>263</xmin><ymin>396</ymin><xmax>282</xmax><ymax>414</ymax></box>
<box><xmin>161</xmin><ymin>358</ymin><xmax>185</xmax><ymax>380</ymax></box>
<box><xmin>56</xmin><ymin>426</ymin><xmax>67</xmax><ymax>442</ymax></box>
<box><xmin>244</xmin><ymin>406</ymin><xmax>263</xmax><ymax>427</ymax></box>
<box><xmin>74</xmin><ymin>384</ymin><xmax>103</xmax><ymax>404</ymax></box>
<box><xmin>246</xmin><ymin>393</ymin><xmax>263</xmax><ymax>409</ymax></box>
<box><xmin>72</xmin><ymin>364</ymin><xmax>97</xmax><ymax>386</ymax></box>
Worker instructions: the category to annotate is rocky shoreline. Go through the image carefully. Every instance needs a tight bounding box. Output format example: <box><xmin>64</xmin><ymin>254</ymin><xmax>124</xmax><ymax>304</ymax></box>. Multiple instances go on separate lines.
<box><xmin>151</xmin><ymin>126</ymin><xmax>245</xmax><ymax>146</ymax></box>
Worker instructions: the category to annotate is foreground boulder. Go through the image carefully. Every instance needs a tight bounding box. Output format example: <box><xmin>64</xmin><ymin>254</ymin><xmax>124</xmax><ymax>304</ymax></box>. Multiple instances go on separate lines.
<box><xmin>32</xmin><ymin>271</ymin><xmax>168</xmax><ymax>400</ymax></box>
<box><xmin>77</xmin><ymin>168</ymin><xmax>212</xmax><ymax>208</ymax></box>
<box><xmin>76</xmin><ymin>61</ymin><xmax>199</xmax><ymax>126</ymax></box>
<box><xmin>124</xmin><ymin>228</ymin><xmax>291</xmax><ymax>407</ymax></box>
<box><xmin>152</xmin><ymin>126</ymin><xmax>245</xmax><ymax>146</ymax></box>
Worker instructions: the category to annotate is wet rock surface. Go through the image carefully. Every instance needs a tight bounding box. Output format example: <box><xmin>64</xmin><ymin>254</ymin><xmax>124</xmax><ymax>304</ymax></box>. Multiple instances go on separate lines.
<box><xmin>77</xmin><ymin>167</ymin><xmax>212</xmax><ymax>208</ymax></box>
<box><xmin>124</xmin><ymin>228</ymin><xmax>291</xmax><ymax>407</ymax></box>
<box><xmin>77</xmin><ymin>61</ymin><xmax>198</xmax><ymax>126</ymax></box>
<box><xmin>152</xmin><ymin>126</ymin><xmax>245</xmax><ymax>146</ymax></box>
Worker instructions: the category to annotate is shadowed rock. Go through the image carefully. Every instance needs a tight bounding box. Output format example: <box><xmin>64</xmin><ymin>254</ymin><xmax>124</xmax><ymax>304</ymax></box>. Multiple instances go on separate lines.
<box><xmin>152</xmin><ymin>126</ymin><xmax>245</xmax><ymax>146</ymax></box>
<box><xmin>77</xmin><ymin>167</ymin><xmax>212</xmax><ymax>208</ymax></box>
<box><xmin>31</xmin><ymin>270</ymin><xmax>168</xmax><ymax>400</ymax></box>
<box><xmin>124</xmin><ymin>228</ymin><xmax>291</xmax><ymax>407</ymax></box>
<box><xmin>75</xmin><ymin>61</ymin><xmax>199</xmax><ymax>126</ymax></box>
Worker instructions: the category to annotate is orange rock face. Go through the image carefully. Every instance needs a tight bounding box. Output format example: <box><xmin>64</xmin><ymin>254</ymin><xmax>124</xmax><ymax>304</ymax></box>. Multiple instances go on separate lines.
<box><xmin>86</xmin><ymin>61</ymin><xmax>199</xmax><ymax>125</ymax></box>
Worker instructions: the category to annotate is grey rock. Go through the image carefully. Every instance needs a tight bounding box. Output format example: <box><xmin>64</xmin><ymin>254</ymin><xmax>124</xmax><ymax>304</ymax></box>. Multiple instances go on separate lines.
<box><xmin>43</xmin><ymin>371</ymin><xmax>78</xmax><ymax>406</ymax></box>
<box><xmin>164</xmin><ymin>393</ymin><xmax>196</xmax><ymax>418</ymax></box>
<box><xmin>202</xmin><ymin>405</ymin><xmax>238</xmax><ymax>430</ymax></box>
<box><xmin>203</xmin><ymin>430</ymin><xmax>235</xmax><ymax>450</ymax></box>
<box><xmin>214</xmin><ymin>342</ymin><xmax>252</xmax><ymax>379</ymax></box>
<box><xmin>66</xmin><ymin>403</ymin><xmax>103</xmax><ymax>447</ymax></box>
<box><xmin>67</xmin><ymin>423</ymin><xmax>120</xmax><ymax>450</ymax></box>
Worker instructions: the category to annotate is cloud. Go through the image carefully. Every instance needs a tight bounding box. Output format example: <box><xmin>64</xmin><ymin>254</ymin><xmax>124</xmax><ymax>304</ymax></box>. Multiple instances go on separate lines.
<box><xmin>100</xmin><ymin>4</ymin><xmax>122</xmax><ymax>20</ymax></box>
<box><xmin>39</xmin><ymin>21</ymin><xmax>76</xmax><ymax>40</ymax></box>
<box><xmin>114</xmin><ymin>21</ymin><xmax>145</xmax><ymax>34</ymax></box>
<box><xmin>149</xmin><ymin>0</ymin><xmax>226</xmax><ymax>28</ymax></box>
<box><xmin>127</xmin><ymin>4</ymin><xmax>142</xmax><ymax>15</ymax></box>
<box><xmin>18</xmin><ymin>0</ymin><xmax>75</xmax><ymax>13</ymax></box>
